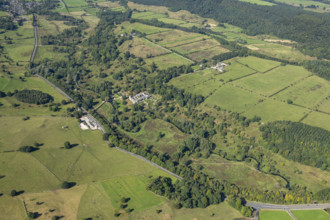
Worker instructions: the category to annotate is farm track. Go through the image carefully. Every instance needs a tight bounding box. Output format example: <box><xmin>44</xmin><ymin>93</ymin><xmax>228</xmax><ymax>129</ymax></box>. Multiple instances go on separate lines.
<box><xmin>30</xmin><ymin>16</ymin><xmax>182</xmax><ymax>180</ymax></box>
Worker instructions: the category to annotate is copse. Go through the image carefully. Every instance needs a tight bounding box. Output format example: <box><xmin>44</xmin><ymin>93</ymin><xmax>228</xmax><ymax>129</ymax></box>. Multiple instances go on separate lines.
<box><xmin>15</xmin><ymin>89</ymin><xmax>53</xmax><ymax>105</ymax></box>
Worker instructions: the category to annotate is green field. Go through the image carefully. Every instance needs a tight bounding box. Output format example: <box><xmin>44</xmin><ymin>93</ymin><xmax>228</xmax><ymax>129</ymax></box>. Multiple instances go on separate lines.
<box><xmin>131</xmin><ymin>11</ymin><xmax>167</xmax><ymax>20</ymax></box>
<box><xmin>236</xmin><ymin>56</ymin><xmax>280</xmax><ymax>73</ymax></box>
<box><xmin>274</xmin><ymin>76</ymin><xmax>330</xmax><ymax>108</ymax></box>
<box><xmin>102</xmin><ymin>175</ymin><xmax>166</xmax><ymax>212</ymax></box>
<box><xmin>195</xmin><ymin>155</ymin><xmax>284</xmax><ymax>191</ymax></box>
<box><xmin>172</xmin><ymin>39</ymin><xmax>219</xmax><ymax>55</ymax></box>
<box><xmin>318</xmin><ymin>99</ymin><xmax>330</xmax><ymax>114</ymax></box>
<box><xmin>259</xmin><ymin>210</ymin><xmax>293</xmax><ymax>220</ymax></box>
<box><xmin>233</xmin><ymin>65</ymin><xmax>311</xmax><ymax>96</ymax></box>
<box><xmin>204</xmin><ymin>84</ymin><xmax>262</xmax><ymax>113</ymax></box>
<box><xmin>117</xmin><ymin>21</ymin><xmax>169</xmax><ymax>35</ymax></box>
<box><xmin>244</xmin><ymin>99</ymin><xmax>308</xmax><ymax>122</ymax></box>
<box><xmin>238</xmin><ymin>0</ymin><xmax>276</xmax><ymax>6</ymax></box>
<box><xmin>169</xmin><ymin>70</ymin><xmax>212</xmax><ymax>89</ymax></box>
<box><xmin>145</xmin><ymin>53</ymin><xmax>193</xmax><ymax>69</ymax></box>
<box><xmin>0</xmin><ymin>196</ymin><xmax>27</xmax><ymax>220</ymax></box>
<box><xmin>214</xmin><ymin>61</ymin><xmax>256</xmax><ymax>82</ymax></box>
<box><xmin>119</xmin><ymin>37</ymin><xmax>170</xmax><ymax>58</ymax></box>
<box><xmin>291</xmin><ymin>210</ymin><xmax>330</xmax><ymax>220</ymax></box>
<box><xmin>147</xmin><ymin>29</ymin><xmax>207</xmax><ymax>47</ymax></box>
<box><xmin>302</xmin><ymin>111</ymin><xmax>330</xmax><ymax>131</ymax></box>
<box><xmin>126</xmin><ymin>119</ymin><xmax>187</xmax><ymax>154</ymax></box>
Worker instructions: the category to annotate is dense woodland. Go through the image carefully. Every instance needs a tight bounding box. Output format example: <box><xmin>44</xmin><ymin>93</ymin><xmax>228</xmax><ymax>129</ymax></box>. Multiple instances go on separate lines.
<box><xmin>131</xmin><ymin>0</ymin><xmax>330</xmax><ymax>59</ymax></box>
<box><xmin>260</xmin><ymin>121</ymin><xmax>330</xmax><ymax>171</ymax></box>
<box><xmin>15</xmin><ymin>89</ymin><xmax>53</xmax><ymax>104</ymax></box>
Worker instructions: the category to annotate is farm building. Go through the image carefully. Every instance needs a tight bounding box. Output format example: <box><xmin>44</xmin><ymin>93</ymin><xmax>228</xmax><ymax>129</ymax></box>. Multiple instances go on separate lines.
<box><xmin>211</xmin><ymin>62</ymin><xmax>228</xmax><ymax>72</ymax></box>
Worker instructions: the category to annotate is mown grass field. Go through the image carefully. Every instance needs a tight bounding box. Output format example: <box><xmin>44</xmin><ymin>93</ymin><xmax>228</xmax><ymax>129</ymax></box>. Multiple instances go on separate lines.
<box><xmin>259</xmin><ymin>210</ymin><xmax>293</xmax><ymax>220</ymax></box>
<box><xmin>236</xmin><ymin>56</ymin><xmax>280</xmax><ymax>73</ymax></box>
<box><xmin>302</xmin><ymin>111</ymin><xmax>330</xmax><ymax>131</ymax></box>
<box><xmin>233</xmin><ymin>65</ymin><xmax>311</xmax><ymax>96</ymax></box>
<box><xmin>204</xmin><ymin>84</ymin><xmax>262</xmax><ymax>113</ymax></box>
<box><xmin>125</xmin><ymin>119</ymin><xmax>187</xmax><ymax>155</ymax></box>
<box><xmin>145</xmin><ymin>53</ymin><xmax>193</xmax><ymax>69</ymax></box>
<box><xmin>274</xmin><ymin>76</ymin><xmax>330</xmax><ymax>108</ymax></box>
<box><xmin>291</xmin><ymin>210</ymin><xmax>330</xmax><ymax>220</ymax></box>
<box><xmin>244</xmin><ymin>99</ymin><xmax>308</xmax><ymax>122</ymax></box>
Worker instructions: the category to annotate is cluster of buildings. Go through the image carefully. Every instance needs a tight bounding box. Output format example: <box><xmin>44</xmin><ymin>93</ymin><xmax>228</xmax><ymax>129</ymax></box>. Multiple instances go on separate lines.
<box><xmin>211</xmin><ymin>62</ymin><xmax>228</xmax><ymax>72</ymax></box>
<box><xmin>79</xmin><ymin>115</ymin><xmax>100</xmax><ymax>130</ymax></box>
<box><xmin>129</xmin><ymin>92</ymin><xmax>150</xmax><ymax>104</ymax></box>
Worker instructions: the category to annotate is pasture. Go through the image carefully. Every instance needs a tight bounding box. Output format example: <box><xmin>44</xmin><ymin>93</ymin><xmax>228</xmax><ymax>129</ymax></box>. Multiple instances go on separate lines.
<box><xmin>194</xmin><ymin>154</ymin><xmax>284</xmax><ymax>191</ymax></box>
<box><xmin>119</xmin><ymin>37</ymin><xmax>170</xmax><ymax>58</ymax></box>
<box><xmin>131</xmin><ymin>11</ymin><xmax>167</xmax><ymax>20</ymax></box>
<box><xmin>259</xmin><ymin>210</ymin><xmax>293</xmax><ymax>220</ymax></box>
<box><xmin>236</xmin><ymin>56</ymin><xmax>280</xmax><ymax>72</ymax></box>
<box><xmin>274</xmin><ymin>76</ymin><xmax>330</xmax><ymax>108</ymax></box>
<box><xmin>317</xmin><ymin>99</ymin><xmax>330</xmax><ymax>114</ymax></box>
<box><xmin>233</xmin><ymin>65</ymin><xmax>311</xmax><ymax>96</ymax></box>
<box><xmin>214</xmin><ymin>61</ymin><xmax>256</xmax><ymax>82</ymax></box>
<box><xmin>203</xmin><ymin>84</ymin><xmax>262</xmax><ymax>113</ymax></box>
<box><xmin>251</xmin><ymin>43</ymin><xmax>308</xmax><ymax>62</ymax></box>
<box><xmin>291</xmin><ymin>210</ymin><xmax>330</xmax><ymax>220</ymax></box>
<box><xmin>145</xmin><ymin>53</ymin><xmax>193</xmax><ymax>69</ymax></box>
<box><xmin>244</xmin><ymin>99</ymin><xmax>308</xmax><ymax>122</ymax></box>
<box><xmin>169</xmin><ymin>70</ymin><xmax>212</xmax><ymax>89</ymax></box>
<box><xmin>172</xmin><ymin>39</ymin><xmax>220</xmax><ymax>55</ymax></box>
<box><xmin>102</xmin><ymin>175</ymin><xmax>166</xmax><ymax>212</ymax></box>
<box><xmin>302</xmin><ymin>111</ymin><xmax>330</xmax><ymax>131</ymax></box>
<box><xmin>238</xmin><ymin>0</ymin><xmax>276</xmax><ymax>6</ymax></box>
<box><xmin>0</xmin><ymin>196</ymin><xmax>26</xmax><ymax>220</ymax></box>
<box><xmin>186</xmin><ymin>46</ymin><xmax>230</xmax><ymax>61</ymax></box>
<box><xmin>186</xmin><ymin>78</ymin><xmax>224</xmax><ymax>97</ymax></box>
<box><xmin>147</xmin><ymin>29</ymin><xmax>207</xmax><ymax>47</ymax></box>
<box><xmin>117</xmin><ymin>21</ymin><xmax>169</xmax><ymax>35</ymax></box>
<box><xmin>126</xmin><ymin>119</ymin><xmax>187</xmax><ymax>155</ymax></box>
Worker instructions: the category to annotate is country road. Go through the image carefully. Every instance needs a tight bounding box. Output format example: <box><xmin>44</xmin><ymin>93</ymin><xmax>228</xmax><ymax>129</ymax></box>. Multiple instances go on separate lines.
<box><xmin>30</xmin><ymin>15</ymin><xmax>181</xmax><ymax>180</ymax></box>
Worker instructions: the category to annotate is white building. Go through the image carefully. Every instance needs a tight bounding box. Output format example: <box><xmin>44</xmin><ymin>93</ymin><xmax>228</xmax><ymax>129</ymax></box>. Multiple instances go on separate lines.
<box><xmin>129</xmin><ymin>92</ymin><xmax>150</xmax><ymax>104</ymax></box>
<box><xmin>211</xmin><ymin>62</ymin><xmax>227</xmax><ymax>72</ymax></box>
<box><xmin>80</xmin><ymin>115</ymin><xmax>100</xmax><ymax>130</ymax></box>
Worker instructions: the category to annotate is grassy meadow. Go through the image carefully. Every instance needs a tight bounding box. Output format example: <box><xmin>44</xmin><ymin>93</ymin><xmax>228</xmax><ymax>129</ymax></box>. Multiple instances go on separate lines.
<box><xmin>291</xmin><ymin>210</ymin><xmax>330</xmax><ymax>220</ymax></box>
<box><xmin>259</xmin><ymin>210</ymin><xmax>293</xmax><ymax>220</ymax></box>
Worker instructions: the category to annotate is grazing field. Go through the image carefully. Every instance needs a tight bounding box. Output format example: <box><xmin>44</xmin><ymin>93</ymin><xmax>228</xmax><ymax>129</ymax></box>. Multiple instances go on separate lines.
<box><xmin>238</xmin><ymin>0</ymin><xmax>276</xmax><ymax>6</ymax></box>
<box><xmin>186</xmin><ymin>46</ymin><xmax>229</xmax><ymax>61</ymax></box>
<box><xmin>77</xmin><ymin>183</ymin><xmax>115</xmax><ymax>220</ymax></box>
<box><xmin>244</xmin><ymin>99</ymin><xmax>308</xmax><ymax>122</ymax></box>
<box><xmin>302</xmin><ymin>111</ymin><xmax>330</xmax><ymax>131</ymax></box>
<box><xmin>172</xmin><ymin>39</ymin><xmax>219</xmax><ymax>55</ymax></box>
<box><xmin>204</xmin><ymin>84</ymin><xmax>261</xmax><ymax>113</ymax></box>
<box><xmin>214</xmin><ymin>61</ymin><xmax>256</xmax><ymax>82</ymax></box>
<box><xmin>186</xmin><ymin>78</ymin><xmax>223</xmax><ymax>97</ymax></box>
<box><xmin>117</xmin><ymin>22</ymin><xmax>169</xmax><ymax>35</ymax></box>
<box><xmin>250</xmin><ymin>43</ymin><xmax>309</xmax><ymax>62</ymax></box>
<box><xmin>291</xmin><ymin>210</ymin><xmax>330</xmax><ymax>220</ymax></box>
<box><xmin>147</xmin><ymin>29</ymin><xmax>207</xmax><ymax>47</ymax></box>
<box><xmin>158</xmin><ymin>17</ymin><xmax>186</xmax><ymax>25</ymax></box>
<box><xmin>126</xmin><ymin>119</ymin><xmax>187</xmax><ymax>155</ymax></box>
<box><xmin>259</xmin><ymin>210</ymin><xmax>293</xmax><ymax>220</ymax></box>
<box><xmin>102</xmin><ymin>175</ymin><xmax>166</xmax><ymax>212</ymax></box>
<box><xmin>23</xmin><ymin>184</ymin><xmax>87</xmax><ymax>220</ymax></box>
<box><xmin>145</xmin><ymin>53</ymin><xmax>193</xmax><ymax>69</ymax></box>
<box><xmin>0</xmin><ymin>196</ymin><xmax>26</xmax><ymax>220</ymax></box>
<box><xmin>236</xmin><ymin>56</ymin><xmax>280</xmax><ymax>73</ymax></box>
<box><xmin>169</xmin><ymin>71</ymin><xmax>212</xmax><ymax>89</ymax></box>
<box><xmin>317</xmin><ymin>99</ymin><xmax>330</xmax><ymax>114</ymax></box>
<box><xmin>194</xmin><ymin>155</ymin><xmax>284</xmax><ymax>191</ymax></box>
<box><xmin>273</xmin><ymin>0</ymin><xmax>330</xmax><ymax>12</ymax></box>
<box><xmin>132</xmin><ymin>11</ymin><xmax>167</xmax><ymax>20</ymax></box>
<box><xmin>119</xmin><ymin>37</ymin><xmax>170</xmax><ymax>58</ymax></box>
<box><xmin>274</xmin><ymin>76</ymin><xmax>330</xmax><ymax>108</ymax></box>
<box><xmin>233</xmin><ymin>65</ymin><xmax>311</xmax><ymax>96</ymax></box>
